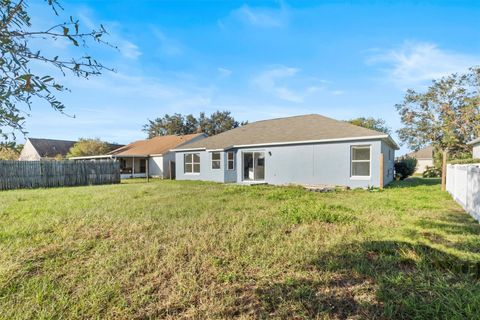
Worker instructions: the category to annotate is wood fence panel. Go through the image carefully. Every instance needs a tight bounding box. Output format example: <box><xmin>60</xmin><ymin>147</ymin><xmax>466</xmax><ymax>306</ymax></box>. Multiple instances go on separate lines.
<box><xmin>0</xmin><ymin>160</ymin><xmax>120</xmax><ymax>191</ymax></box>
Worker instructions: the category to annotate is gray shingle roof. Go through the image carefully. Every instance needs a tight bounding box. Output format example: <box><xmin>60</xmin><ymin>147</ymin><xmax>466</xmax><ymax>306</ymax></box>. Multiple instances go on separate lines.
<box><xmin>467</xmin><ymin>137</ymin><xmax>480</xmax><ymax>145</ymax></box>
<box><xmin>176</xmin><ymin>114</ymin><xmax>397</xmax><ymax>150</ymax></box>
<box><xmin>28</xmin><ymin>138</ymin><xmax>123</xmax><ymax>158</ymax></box>
<box><xmin>408</xmin><ymin>146</ymin><xmax>434</xmax><ymax>160</ymax></box>
<box><xmin>28</xmin><ymin>138</ymin><xmax>77</xmax><ymax>158</ymax></box>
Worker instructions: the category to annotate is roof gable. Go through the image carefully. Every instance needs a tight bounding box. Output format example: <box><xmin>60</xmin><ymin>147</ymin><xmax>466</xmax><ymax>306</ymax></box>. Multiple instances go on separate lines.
<box><xmin>28</xmin><ymin>138</ymin><xmax>77</xmax><ymax>158</ymax></box>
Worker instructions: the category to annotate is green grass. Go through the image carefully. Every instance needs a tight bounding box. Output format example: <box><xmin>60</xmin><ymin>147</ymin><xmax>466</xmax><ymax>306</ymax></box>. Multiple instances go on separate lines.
<box><xmin>0</xmin><ymin>178</ymin><xmax>479</xmax><ymax>319</ymax></box>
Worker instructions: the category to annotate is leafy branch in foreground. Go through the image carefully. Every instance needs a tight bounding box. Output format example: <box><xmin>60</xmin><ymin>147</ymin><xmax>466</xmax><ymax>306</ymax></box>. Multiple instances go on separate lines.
<box><xmin>0</xmin><ymin>0</ymin><xmax>114</xmax><ymax>141</ymax></box>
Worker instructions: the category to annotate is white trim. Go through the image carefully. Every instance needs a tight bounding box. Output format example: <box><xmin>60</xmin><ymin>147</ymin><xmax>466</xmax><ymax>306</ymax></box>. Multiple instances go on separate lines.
<box><xmin>184</xmin><ymin>153</ymin><xmax>201</xmax><ymax>174</ymax></box>
<box><xmin>241</xmin><ymin>151</ymin><xmax>266</xmax><ymax>182</ymax></box>
<box><xmin>172</xmin><ymin>134</ymin><xmax>399</xmax><ymax>152</ymax></box>
<box><xmin>211</xmin><ymin>151</ymin><xmax>221</xmax><ymax>170</ymax></box>
<box><xmin>227</xmin><ymin>151</ymin><xmax>235</xmax><ymax>171</ymax></box>
<box><xmin>350</xmin><ymin>145</ymin><xmax>372</xmax><ymax>179</ymax></box>
<box><xmin>467</xmin><ymin>138</ymin><xmax>480</xmax><ymax>145</ymax></box>
<box><xmin>171</xmin><ymin>147</ymin><xmax>207</xmax><ymax>152</ymax></box>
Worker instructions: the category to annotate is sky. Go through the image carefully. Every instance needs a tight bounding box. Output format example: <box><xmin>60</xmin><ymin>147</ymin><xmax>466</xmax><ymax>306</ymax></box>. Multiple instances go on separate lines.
<box><xmin>23</xmin><ymin>0</ymin><xmax>480</xmax><ymax>154</ymax></box>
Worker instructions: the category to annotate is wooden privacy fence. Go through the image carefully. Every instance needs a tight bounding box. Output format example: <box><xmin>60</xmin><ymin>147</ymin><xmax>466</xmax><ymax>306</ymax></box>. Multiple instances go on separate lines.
<box><xmin>0</xmin><ymin>160</ymin><xmax>120</xmax><ymax>191</ymax></box>
<box><xmin>446</xmin><ymin>164</ymin><xmax>480</xmax><ymax>222</ymax></box>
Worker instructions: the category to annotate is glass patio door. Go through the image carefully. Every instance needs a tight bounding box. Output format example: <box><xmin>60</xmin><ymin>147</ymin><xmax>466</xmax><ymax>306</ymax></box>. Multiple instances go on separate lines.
<box><xmin>243</xmin><ymin>152</ymin><xmax>265</xmax><ymax>181</ymax></box>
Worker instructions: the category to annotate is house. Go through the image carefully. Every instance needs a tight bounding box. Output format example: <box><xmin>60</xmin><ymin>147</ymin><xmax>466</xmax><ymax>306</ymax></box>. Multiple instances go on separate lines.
<box><xmin>467</xmin><ymin>138</ymin><xmax>480</xmax><ymax>158</ymax></box>
<box><xmin>71</xmin><ymin>133</ymin><xmax>206</xmax><ymax>179</ymax></box>
<box><xmin>19</xmin><ymin>138</ymin><xmax>122</xmax><ymax>161</ymax></box>
<box><xmin>19</xmin><ymin>138</ymin><xmax>76</xmax><ymax>160</ymax></box>
<box><xmin>407</xmin><ymin>146</ymin><xmax>434</xmax><ymax>174</ymax></box>
<box><xmin>172</xmin><ymin>114</ymin><xmax>399</xmax><ymax>188</ymax></box>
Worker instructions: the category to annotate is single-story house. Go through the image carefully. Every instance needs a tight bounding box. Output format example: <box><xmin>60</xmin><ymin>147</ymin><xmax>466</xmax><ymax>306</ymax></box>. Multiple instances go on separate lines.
<box><xmin>407</xmin><ymin>146</ymin><xmax>434</xmax><ymax>174</ymax></box>
<box><xmin>172</xmin><ymin>114</ymin><xmax>399</xmax><ymax>188</ymax></box>
<box><xmin>19</xmin><ymin>138</ymin><xmax>76</xmax><ymax>161</ymax></box>
<box><xmin>468</xmin><ymin>138</ymin><xmax>480</xmax><ymax>158</ymax></box>
<box><xmin>18</xmin><ymin>138</ymin><xmax>122</xmax><ymax>161</ymax></box>
<box><xmin>71</xmin><ymin>133</ymin><xmax>206</xmax><ymax>179</ymax></box>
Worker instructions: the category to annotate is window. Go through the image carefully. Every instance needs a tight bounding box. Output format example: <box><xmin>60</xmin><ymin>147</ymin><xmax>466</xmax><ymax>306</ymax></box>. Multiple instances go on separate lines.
<box><xmin>351</xmin><ymin>146</ymin><xmax>371</xmax><ymax>177</ymax></box>
<box><xmin>227</xmin><ymin>152</ymin><xmax>235</xmax><ymax>170</ymax></box>
<box><xmin>184</xmin><ymin>153</ymin><xmax>200</xmax><ymax>174</ymax></box>
<box><xmin>212</xmin><ymin>152</ymin><xmax>221</xmax><ymax>169</ymax></box>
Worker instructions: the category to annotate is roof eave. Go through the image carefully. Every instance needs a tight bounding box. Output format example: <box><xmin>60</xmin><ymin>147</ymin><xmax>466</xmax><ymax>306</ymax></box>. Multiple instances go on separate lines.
<box><xmin>173</xmin><ymin>135</ymin><xmax>401</xmax><ymax>152</ymax></box>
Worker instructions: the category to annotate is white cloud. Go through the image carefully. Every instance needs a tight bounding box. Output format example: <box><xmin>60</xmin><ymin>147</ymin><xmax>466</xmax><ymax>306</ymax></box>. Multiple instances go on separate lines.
<box><xmin>252</xmin><ymin>66</ymin><xmax>303</xmax><ymax>103</ymax></box>
<box><xmin>119</xmin><ymin>41</ymin><xmax>141</xmax><ymax>59</ymax></box>
<box><xmin>152</xmin><ymin>28</ymin><xmax>183</xmax><ymax>56</ymax></box>
<box><xmin>217</xmin><ymin>67</ymin><xmax>232</xmax><ymax>78</ymax></box>
<box><xmin>234</xmin><ymin>5</ymin><xmax>284</xmax><ymax>27</ymax></box>
<box><xmin>220</xmin><ymin>3</ymin><xmax>289</xmax><ymax>29</ymax></box>
<box><xmin>367</xmin><ymin>41</ymin><xmax>480</xmax><ymax>88</ymax></box>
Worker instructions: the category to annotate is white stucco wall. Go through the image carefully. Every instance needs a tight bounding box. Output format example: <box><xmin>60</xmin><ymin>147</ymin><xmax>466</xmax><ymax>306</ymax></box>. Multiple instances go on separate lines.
<box><xmin>148</xmin><ymin>156</ymin><xmax>163</xmax><ymax>177</ymax></box>
<box><xmin>473</xmin><ymin>143</ymin><xmax>480</xmax><ymax>159</ymax></box>
<box><xmin>175</xmin><ymin>139</ymin><xmax>395</xmax><ymax>188</ymax></box>
<box><xmin>415</xmin><ymin>159</ymin><xmax>434</xmax><ymax>174</ymax></box>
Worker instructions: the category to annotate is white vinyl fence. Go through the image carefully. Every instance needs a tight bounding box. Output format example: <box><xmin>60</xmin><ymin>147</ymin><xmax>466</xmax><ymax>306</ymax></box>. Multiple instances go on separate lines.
<box><xmin>446</xmin><ymin>164</ymin><xmax>480</xmax><ymax>221</ymax></box>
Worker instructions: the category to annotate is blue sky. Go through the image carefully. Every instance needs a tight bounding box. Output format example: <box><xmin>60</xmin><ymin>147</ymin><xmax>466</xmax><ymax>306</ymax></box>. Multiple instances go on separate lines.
<box><xmin>25</xmin><ymin>0</ymin><xmax>480</xmax><ymax>154</ymax></box>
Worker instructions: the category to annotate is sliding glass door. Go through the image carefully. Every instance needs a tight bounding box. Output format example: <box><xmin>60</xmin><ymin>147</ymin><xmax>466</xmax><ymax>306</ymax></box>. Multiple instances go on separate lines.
<box><xmin>243</xmin><ymin>152</ymin><xmax>265</xmax><ymax>181</ymax></box>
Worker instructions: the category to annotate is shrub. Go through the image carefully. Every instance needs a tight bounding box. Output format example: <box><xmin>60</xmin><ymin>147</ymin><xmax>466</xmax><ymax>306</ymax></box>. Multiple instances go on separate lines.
<box><xmin>448</xmin><ymin>158</ymin><xmax>480</xmax><ymax>165</ymax></box>
<box><xmin>394</xmin><ymin>157</ymin><xmax>418</xmax><ymax>180</ymax></box>
<box><xmin>423</xmin><ymin>166</ymin><xmax>441</xmax><ymax>178</ymax></box>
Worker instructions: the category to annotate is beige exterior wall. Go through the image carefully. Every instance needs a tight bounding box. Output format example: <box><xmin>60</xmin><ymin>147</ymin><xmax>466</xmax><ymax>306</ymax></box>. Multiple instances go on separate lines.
<box><xmin>18</xmin><ymin>140</ymin><xmax>41</xmax><ymax>161</ymax></box>
<box><xmin>148</xmin><ymin>156</ymin><xmax>163</xmax><ymax>177</ymax></box>
<box><xmin>415</xmin><ymin>159</ymin><xmax>434</xmax><ymax>174</ymax></box>
<box><xmin>473</xmin><ymin>144</ymin><xmax>480</xmax><ymax>159</ymax></box>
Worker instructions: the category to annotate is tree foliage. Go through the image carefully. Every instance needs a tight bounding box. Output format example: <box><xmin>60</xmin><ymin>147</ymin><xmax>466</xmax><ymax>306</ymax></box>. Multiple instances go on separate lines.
<box><xmin>0</xmin><ymin>142</ymin><xmax>21</xmax><ymax>159</ymax></box>
<box><xmin>0</xmin><ymin>0</ymin><xmax>112</xmax><ymax>141</ymax></box>
<box><xmin>347</xmin><ymin>117</ymin><xmax>391</xmax><ymax>134</ymax></box>
<box><xmin>67</xmin><ymin>138</ymin><xmax>110</xmax><ymax>158</ymax></box>
<box><xmin>396</xmin><ymin>68</ymin><xmax>480</xmax><ymax>157</ymax></box>
<box><xmin>394</xmin><ymin>157</ymin><xmax>417</xmax><ymax>180</ymax></box>
<box><xmin>143</xmin><ymin>111</ymin><xmax>247</xmax><ymax>137</ymax></box>
<box><xmin>396</xmin><ymin>67</ymin><xmax>480</xmax><ymax>190</ymax></box>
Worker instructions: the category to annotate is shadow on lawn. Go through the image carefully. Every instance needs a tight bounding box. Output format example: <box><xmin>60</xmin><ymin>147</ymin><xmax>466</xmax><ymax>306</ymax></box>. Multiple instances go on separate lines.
<box><xmin>388</xmin><ymin>177</ymin><xmax>441</xmax><ymax>189</ymax></box>
<box><xmin>256</xmin><ymin>241</ymin><xmax>480</xmax><ymax>319</ymax></box>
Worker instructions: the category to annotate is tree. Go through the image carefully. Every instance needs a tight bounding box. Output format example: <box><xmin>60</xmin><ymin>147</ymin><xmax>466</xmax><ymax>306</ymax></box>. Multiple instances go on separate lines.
<box><xmin>0</xmin><ymin>0</ymin><xmax>112</xmax><ymax>142</ymax></box>
<box><xmin>347</xmin><ymin>117</ymin><xmax>391</xmax><ymax>134</ymax></box>
<box><xmin>396</xmin><ymin>67</ymin><xmax>480</xmax><ymax>190</ymax></box>
<box><xmin>143</xmin><ymin>111</ymin><xmax>247</xmax><ymax>137</ymax></box>
<box><xmin>67</xmin><ymin>138</ymin><xmax>110</xmax><ymax>158</ymax></box>
<box><xmin>0</xmin><ymin>142</ymin><xmax>21</xmax><ymax>160</ymax></box>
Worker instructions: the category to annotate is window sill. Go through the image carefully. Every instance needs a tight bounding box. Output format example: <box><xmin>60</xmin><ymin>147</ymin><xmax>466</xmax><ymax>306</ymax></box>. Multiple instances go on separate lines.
<box><xmin>185</xmin><ymin>173</ymin><xmax>200</xmax><ymax>175</ymax></box>
<box><xmin>350</xmin><ymin>176</ymin><xmax>371</xmax><ymax>181</ymax></box>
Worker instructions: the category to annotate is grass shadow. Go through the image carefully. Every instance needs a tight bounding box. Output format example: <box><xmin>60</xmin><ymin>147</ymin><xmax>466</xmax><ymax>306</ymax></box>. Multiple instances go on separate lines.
<box><xmin>256</xmin><ymin>240</ymin><xmax>480</xmax><ymax>319</ymax></box>
<box><xmin>388</xmin><ymin>177</ymin><xmax>441</xmax><ymax>189</ymax></box>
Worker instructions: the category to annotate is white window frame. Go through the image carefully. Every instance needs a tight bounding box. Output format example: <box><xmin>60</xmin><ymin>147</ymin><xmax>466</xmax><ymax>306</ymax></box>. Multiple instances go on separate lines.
<box><xmin>211</xmin><ymin>152</ymin><xmax>221</xmax><ymax>170</ymax></box>
<box><xmin>350</xmin><ymin>145</ymin><xmax>371</xmax><ymax>180</ymax></box>
<box><xmin>227</xmin><ymin>152</ymin><xmax>235</xmax><ymax>170</ymax></box>
<box><xmin>184</xmin><ymin>153</ymin><xmax>200</xmax><ymax>174</ymax></box>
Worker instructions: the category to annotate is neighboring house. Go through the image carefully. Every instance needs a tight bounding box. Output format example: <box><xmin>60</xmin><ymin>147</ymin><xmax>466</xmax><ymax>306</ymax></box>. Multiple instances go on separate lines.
<box><xmin>71</xmin><ymin>133</ymin><xmax>206</xmax><ymax>179</ymax></box>
<box><xmin>407</xmin><ymin>146</ymin><xmax>434</xmax><ymax>174</ymax></box>
<box><xmin>19</xmin><ymin>138</ymin><xmax>122</xmax><ymax>161</ymax></box>
<box><xmin>468</xmin><ymin>138</ymin><xmax>480</xmax><ymax>158</ymax></box>
<box><xmin>173</xmin><ymin>114</ymin><xmax>399</xmax><ymax>188</ymax></box>
<box><xmin>19</xmin><ymin>138</ymin><xmax>77</xmax><ymax>160</ymax></box>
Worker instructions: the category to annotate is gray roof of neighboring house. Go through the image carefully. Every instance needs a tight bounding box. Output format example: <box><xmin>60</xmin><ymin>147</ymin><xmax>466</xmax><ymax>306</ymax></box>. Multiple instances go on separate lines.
<box><xmin>467</xmin><ymin>137</ymin><xmax>480</xmax><ymax>146</ymax></box>
<box><xmin>408</xmin><ymin>146</ymin><xmax>434</xmax><ymax>160</ymax></box>
<box><xmin>28</xmin><ymin>138</ymin><xmax>77</xmax><ymax>158</ymax></box>
<box><xmin>174</xmin><ymin>114</ymin><xmax>399</xmax><ymax>151</ymax></box>
<box><xmin>27</xmin><ymin>138</ymin><xmax>123</xmax><ymax>158</ymax></box>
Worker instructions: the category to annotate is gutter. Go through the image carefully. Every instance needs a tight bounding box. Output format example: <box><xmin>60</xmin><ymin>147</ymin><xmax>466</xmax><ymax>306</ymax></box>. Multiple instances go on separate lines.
<box><xmin>172</xmin><ymin>135</ymin><xmax>400</xmax><ymax>152</ymax></box>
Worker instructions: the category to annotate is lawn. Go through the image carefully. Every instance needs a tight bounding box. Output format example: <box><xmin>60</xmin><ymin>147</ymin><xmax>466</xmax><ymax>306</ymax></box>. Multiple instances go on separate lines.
<box><xmin>0</xmin><ymin>178</ymin><xmax>479</xmax><ymax>319</ymax></box>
